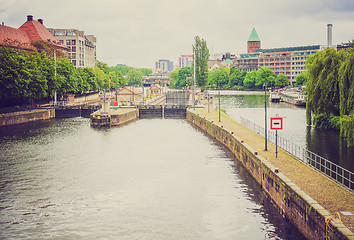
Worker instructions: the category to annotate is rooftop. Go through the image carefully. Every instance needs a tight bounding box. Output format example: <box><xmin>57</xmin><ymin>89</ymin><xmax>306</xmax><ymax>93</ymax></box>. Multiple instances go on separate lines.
<box><xmin>256</xmin><ymin>45</ymin><xmax>321</xmax><ymax>53</ymax></box>
<box><xmin>248</xmin><ymin>27</ymin><xmax>260</xmax><ymax>42</ymax></box>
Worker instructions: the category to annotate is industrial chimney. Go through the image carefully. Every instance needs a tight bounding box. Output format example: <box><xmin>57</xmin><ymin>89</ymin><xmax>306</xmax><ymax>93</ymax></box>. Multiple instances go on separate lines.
<box><xmin>327</xmin><ymin>24</ymin><xmax>333</xmax><ymax>47</ymax></box>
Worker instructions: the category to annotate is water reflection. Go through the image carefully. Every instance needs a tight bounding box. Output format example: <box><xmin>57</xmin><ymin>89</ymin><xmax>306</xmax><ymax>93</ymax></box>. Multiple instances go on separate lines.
<box><xmin>0</xmin><ymin>118</ymin><xmax>304</xmax><ymax>239</ymax></box>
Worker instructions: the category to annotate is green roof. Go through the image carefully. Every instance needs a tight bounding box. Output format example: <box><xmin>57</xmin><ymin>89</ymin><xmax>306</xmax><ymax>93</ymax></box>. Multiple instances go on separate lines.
<box><xmin>248</xmin><ymin>27</ymin><xmax>260</xmax><ymax>42</ymax></box>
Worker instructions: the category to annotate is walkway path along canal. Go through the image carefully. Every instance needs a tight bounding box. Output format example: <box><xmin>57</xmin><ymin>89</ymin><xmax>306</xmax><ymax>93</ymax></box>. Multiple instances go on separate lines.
<box><xmin>187</xmin><ymin>107</ymin><xmax>354</xmax><ymax>239</ymax></box>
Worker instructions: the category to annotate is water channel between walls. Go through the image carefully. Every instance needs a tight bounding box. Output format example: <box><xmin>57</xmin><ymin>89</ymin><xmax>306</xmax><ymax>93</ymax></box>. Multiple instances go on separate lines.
<box><xmin>186</xmin><ymin>108</ymin><xmax>354</xmax><ymax>240</ymax></box>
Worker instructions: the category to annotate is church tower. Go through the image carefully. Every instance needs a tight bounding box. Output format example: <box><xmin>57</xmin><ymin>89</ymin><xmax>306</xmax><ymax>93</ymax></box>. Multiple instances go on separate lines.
<box><xmin>247</xmin><ymin>27</ymin><xmax>261</xmax><ymax>53</ymax></box>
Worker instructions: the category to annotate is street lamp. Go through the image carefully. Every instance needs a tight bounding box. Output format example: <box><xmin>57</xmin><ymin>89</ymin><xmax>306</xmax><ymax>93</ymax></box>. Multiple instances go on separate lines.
<box><xmin>218</xmin><ymin>82</ymin><xmax>221</xmax><ymax>122</ymax></box>
<box><xmin>193</xmin><ymin>47</ymin><xmax>196</xmax><ymax>109</ymax></box>
<box><xmin>260</xmin><ymin>67</ymin><xmax>268</xmax><ymax>151</ymax></box>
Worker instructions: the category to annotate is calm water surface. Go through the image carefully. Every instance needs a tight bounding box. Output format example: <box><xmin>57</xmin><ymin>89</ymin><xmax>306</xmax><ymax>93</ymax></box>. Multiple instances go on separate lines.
<box><xmin>210</xmin><ymin>90</ymin><xmax>354</xmax><ymax>172</ymax></box>
<box><xmin>0</xmin><ymin>118</ymin><xmax>304</xmax><ymax>239</ymax></box>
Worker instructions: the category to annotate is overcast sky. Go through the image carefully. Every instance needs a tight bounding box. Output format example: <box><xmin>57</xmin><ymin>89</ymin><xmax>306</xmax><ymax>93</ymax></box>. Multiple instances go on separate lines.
<box><xmin>1</xmin><ymin>0</ymin><xmax>354</xmax><ymax>68</ymax></box>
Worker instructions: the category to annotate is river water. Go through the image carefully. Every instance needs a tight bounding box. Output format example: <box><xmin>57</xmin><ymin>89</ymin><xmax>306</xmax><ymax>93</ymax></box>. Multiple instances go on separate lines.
<box><xmin>210</xmin><ymin>90</ymin><xmax>354</xmax><ymax>172</ymax></box>
<box><xmin>0</xmin><ymin>117</ymin><xmax>305</xmax><ymax>239</ymax></box>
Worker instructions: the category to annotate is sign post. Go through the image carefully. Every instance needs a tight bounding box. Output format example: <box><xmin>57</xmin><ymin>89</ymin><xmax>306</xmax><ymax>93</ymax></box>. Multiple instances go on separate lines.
<box><xmin>270</xmin><ymin>117</ymin><xmax>283</xmax><ymax>158</ymax></box>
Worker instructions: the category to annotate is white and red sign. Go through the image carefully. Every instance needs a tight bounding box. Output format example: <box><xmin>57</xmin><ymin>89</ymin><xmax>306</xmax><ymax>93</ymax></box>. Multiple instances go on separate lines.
<box><xmin>270</xmin><ymin>117</ymin><xmax>283</xmax><ymax>130</ymax></box>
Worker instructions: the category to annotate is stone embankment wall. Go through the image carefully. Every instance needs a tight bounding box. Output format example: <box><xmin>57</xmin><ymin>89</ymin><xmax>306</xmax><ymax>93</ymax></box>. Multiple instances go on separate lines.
<box><xmin>0</xmin><ymin>109</ymin><xmax>55</xmax><ymax>127</ymax></box>
<box><xmin>187</xmin><ymin>110</ymin><xmax>351</xmax><ymax>240</ymax></box>
<box><xmin>111</xmin><ymin>109</ymin><xmax>139</xmax><ymax>126</ymax></box>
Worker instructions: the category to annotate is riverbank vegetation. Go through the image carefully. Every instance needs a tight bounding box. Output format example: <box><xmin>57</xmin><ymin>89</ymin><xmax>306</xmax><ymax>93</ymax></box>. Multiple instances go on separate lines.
<box><xmin>169</xmin><ymin>65</ymin><xmax>289</xmax><ymax>89</ymax></box>
<box><xmin>306</xmin><ymin>44</ymin><xmax>354</xmax><ymax>145</ymax></box>
<box><xmin>0</xmin><ymin>46</ymin><xmax>147</xmax><ymax>108</ymax></box>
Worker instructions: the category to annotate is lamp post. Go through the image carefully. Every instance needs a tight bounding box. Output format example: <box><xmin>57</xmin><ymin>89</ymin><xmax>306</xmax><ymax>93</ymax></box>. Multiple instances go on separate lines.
<box><xmin>260</xmin><ymin>67</ymin><xmax>268</xmax><ymax>151</ymax></box>
<box><xmin>193</xmin><ymin>47</ymin><xmax>196</xmax><ymax>109</ymax></box>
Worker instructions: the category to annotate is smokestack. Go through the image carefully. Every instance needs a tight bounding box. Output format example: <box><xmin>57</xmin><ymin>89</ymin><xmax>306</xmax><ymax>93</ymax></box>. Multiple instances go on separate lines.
<box><xmin>37</xmin><ymin>19</ymin><xmax>43</xmax><ymax>24</ymax></box>
<box><xmin>27</xmin><ymin>15</ymin><xmax>33</xmax><ymax>21</ymax></box>
<box><xmin>327</xmin><ymin>24</ymin><xmax>333</xmax><ymax>47</ymax></box>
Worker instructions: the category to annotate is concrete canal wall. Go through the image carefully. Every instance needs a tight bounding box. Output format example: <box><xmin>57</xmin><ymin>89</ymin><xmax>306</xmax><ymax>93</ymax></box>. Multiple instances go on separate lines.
<box><xmin>90</xmin><ymin>108</ymin><xmax>139</xmax><ymax>127</ymax></box>
<box><xmin>187</xmin><ymin>110</ymin><xmax>352</xmax><ymax>240</ymax></box>
<box><xmin>0</xmin><ymin>108</ymin><xmax>55</xmax><ymax>127</ymax></box>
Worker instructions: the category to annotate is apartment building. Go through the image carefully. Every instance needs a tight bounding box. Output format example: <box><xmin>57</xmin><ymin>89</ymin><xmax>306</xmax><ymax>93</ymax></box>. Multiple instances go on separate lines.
<box><xmin>179</xmin><ymin>55</ymin><xmax>193</xmax><ymax>68</ymax></box>
<box><xmin>257</xmin><ymin>45</ymin><xmax>322</xmax><ymax>83</ymax></box>
<box><xmin>48</xmin><ymin>28</ymin><xmax>96</xmax><ymax>68</ymax></box>
<box><xmin>155</xmin><ymin>59</ymin><xmax>174</xmax><ymax>72</ymax></box>
<box><xmin>234</xmin><ymin>53</ymin><xmax>260</xmax><ymax>72</ymax></box>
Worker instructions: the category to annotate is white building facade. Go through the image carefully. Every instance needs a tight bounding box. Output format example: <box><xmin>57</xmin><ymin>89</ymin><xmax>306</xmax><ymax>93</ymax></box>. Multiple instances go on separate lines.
<box><xmin>48</xmin><ymin>28</ymin><xmax>96</xmax><ymax>68</ymax></box>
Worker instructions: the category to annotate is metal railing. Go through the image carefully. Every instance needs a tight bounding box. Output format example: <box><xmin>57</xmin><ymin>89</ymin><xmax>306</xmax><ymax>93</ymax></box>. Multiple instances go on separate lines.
<box><xmin>240</xmin><ymin>116</ymin><xmax>354</xmax><ymax>191</ymax></box>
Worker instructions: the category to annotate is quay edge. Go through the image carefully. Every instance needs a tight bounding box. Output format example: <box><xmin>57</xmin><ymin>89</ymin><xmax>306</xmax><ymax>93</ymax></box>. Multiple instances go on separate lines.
<box><xmin>186</xmin><ymin>109</ymin><xmax>354</xmax><ymax>240</ymax></box>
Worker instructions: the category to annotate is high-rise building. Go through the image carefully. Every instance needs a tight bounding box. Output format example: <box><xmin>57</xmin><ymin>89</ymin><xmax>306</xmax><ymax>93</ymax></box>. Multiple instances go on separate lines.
<box><xmin>48</xmin><ymin>28</ymin><xmax>96</xmax><ymax>68</ymax></box>
<box><xmin>178</xmin><ymin>55</ymin><xmax>193</xmax><ymax>68</ymax></box>
<box><xmin>247</xmin><ymin>27</ymin><xmax>261</xmax><ymax>53</ymax></box>
<box><xmin>155</xmin><ymin>59</ymin><xmax>174</xmax><ymax>72</ymax></box>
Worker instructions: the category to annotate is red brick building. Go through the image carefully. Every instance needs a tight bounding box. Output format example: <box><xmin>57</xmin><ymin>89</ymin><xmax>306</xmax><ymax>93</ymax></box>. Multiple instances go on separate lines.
<box><xmin>247</xmin><ymin>27</ymin><xmax>261</xmax><ymax>53</ymax></box>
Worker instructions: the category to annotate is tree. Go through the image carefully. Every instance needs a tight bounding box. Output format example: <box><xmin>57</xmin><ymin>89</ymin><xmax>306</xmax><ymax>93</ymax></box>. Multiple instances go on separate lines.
<box><xmin>275</xmin><ymin>73</ymin><xmax>289</xmax><ymax>87</ymax></box>
<box><xmin>0</xmin><ymin>47</ymin><xmax>30</xmax><ymax>102</ymax></box>
<box><xmin>193</xmin><ymin>36</ymin><xmax>209</xmax><ymax>87</ymax></box>
<box><xmin>126</xmin><ymin>68</ymin><xmax>143</xmax><ymax>86</ymax></box>
<box><xmin>306</xmin><ymin>48</ymin><xmax>344</xmax><ymax>124</ymax></box>
<box><xmin>176</xmin><ymin>66</ymin><xmax>192</xmax><ymax>87</ymax></box>
<box><xmin>295</xmin><ymin>72</ymin><xmax>308</xmax><ymax>86</ymax></box>
<box><xmin>27</xmin><ymin>52</ymin><xmax>48</xmax><ymax>101</ymax></box>
<box><xmin>169</xmin><ymin>69</ymin><xmax>179</xmax><ymax>87</ymax></box>
<box><xmin>56</xmin><ymin>58</ymin><xmax>79</xmax><ymax>95</ymax></box>
<box><xmin>243</xmin><ymin>71</ymin><xmax>257</xmax><ymax>88</ymax></box>
<box><xmin>109</xmin><ymin>69</ymin><xmax>125</xmax><ymax>87</ymax></box>
<box><xmin>97</xmin><ymin>61</ymin><xmax>110</xmax><ymax>75</ymax></box>
<box><xmin>256</xmin><ymin>67</ymin><xmax>276</xmax><ymax>88</ymax></box>
<box><xmin>228</xmin><ymin>67</ymin><xmax>247</xmax><ymax>87</ymax></box>
<box><xmin>207</xmin><ymin>67</ymin><xmax>229</xmax><ymax>87</ymax></box>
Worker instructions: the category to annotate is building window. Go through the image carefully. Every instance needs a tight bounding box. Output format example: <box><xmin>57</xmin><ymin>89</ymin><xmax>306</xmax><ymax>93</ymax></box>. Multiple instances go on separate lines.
<box><xmin>54</xmin><ymin>31</ymin><xmax>64</xmax><ymax>36</ymax></box>
<box><xmin>59</xmin><ymin>40</ymin><xmax>64</xmax><ymax>44</ymax></box>
<box><xmin>72</xmin><ymin>46</ymin><xmax>76</xmax><ymax>52</ymax></box>
<box><xmin>72</xmin><ymin>40</ymin><xmax>76</xmax><ymax>45</ymax></box>
<box><xmin>67</xmin><ymin>31</ymin><xmax>76</xmax><ymax>36</ymax></box>
<box><xmin>66</xmin><ymin>40</ymin><xmax>71</xmax><ymax>45</ymax></box>
<box><xmin>72</xmin><ymin>60</ymin><xmax>76</xmax><ymax>66</ymax></box>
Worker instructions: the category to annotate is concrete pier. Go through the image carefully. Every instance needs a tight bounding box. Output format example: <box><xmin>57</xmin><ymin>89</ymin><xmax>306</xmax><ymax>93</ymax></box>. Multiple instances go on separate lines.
<box><xmin>187</xmin><ymin>107</ymin><xmax>354</xmax><ymax>240</ymax></box>
<box><xmin>90</xmin><ymin>108</ymin><xmax>138</xmax><ymax>127</ymax></box>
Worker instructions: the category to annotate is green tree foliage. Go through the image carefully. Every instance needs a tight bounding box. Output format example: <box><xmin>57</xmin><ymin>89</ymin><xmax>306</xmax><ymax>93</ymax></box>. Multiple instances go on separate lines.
<box><xmin>228</xmin><ymin>67</ymin><xmax>246</xmax><ymax>88</ymax></box>
<box><xmin>193</xmin><ymin>36</ymin><xmax>209</xmax><ymax>87</ymax></box>
<box><xmin>256</xmin><ymin>67</ymin><xmax>276</xmax><ymax>87</ymax></box>
<box><xmin>97</xmin><ymin>61</ymin><xmax>110</xmax><ymax>75</ymax></box>
<box><xmin>109</xmin><ymin>69</ymin><xmax>125</xmax><ymax>88</ymax></box>
<box><xmin>306</xmin><ymin>46</ymin><xmax>354</xmax><ymax>145</ymax></box>
<box><xmin>306</xmin><ymin>48</ymin><xmax>343</xmax><ymax>124</ymax></box>
<box><xmin>126</xmin><ymin>69</ymin><xmax>143</xmax><ymax>86</ymax></box>
<box><xmin>295</xmin><ymin>72</ymin><xmax>308</xmax><ymax>86</ymax></box>
<box><xmin>207</xmin><ymin>67</ymin><xmax>229</xmax><ymax>87</ymax></box>
<box><xmin>169</xmin><ymin>69</ymin><xmax>179</xmax><ymax>87</ymax></box>
<box><xmin>0</xmin><ymin>46</ymin><xmax>113</xmax><ymax>107</ymax></box>
<box><xmin>274</xmin><ymin>73</ymin><xmax>289</xmax><ymax>87</ymax></box>
<box><xmin>243</xmin><ymin>71</ymin><xmax>257</xmax><ymax>88</ymax></box>
<box><xmin>177</xmin><ymin>67</ymin><xmax>192</xmax><ymax>87</ymax></box>
<box><xmin>110</xmin><ymin>66</ymin><xmax>152</xmax><ymax>76</ymax></box>
<box><xmin>168</xmin><ymin>67</ymin><xmax>192</xmax><ymax>88</ymax></box>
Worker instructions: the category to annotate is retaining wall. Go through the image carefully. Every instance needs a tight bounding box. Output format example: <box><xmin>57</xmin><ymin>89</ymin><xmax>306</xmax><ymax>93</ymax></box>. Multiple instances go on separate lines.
<box><xmin>0</xmin><ymin>108</ymin><xmax>55</xmax><ymax>127</ymax></box>
<box><xmin>187</xmin><ymin>110</ymin><xmax>352</xmax><ymax>240</ymax></box>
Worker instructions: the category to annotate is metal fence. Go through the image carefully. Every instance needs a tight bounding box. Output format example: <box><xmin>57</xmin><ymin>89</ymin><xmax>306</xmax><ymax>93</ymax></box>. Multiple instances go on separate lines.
<box><xmin>240</xmin><ymin>116</ymin><xmax>354</xmax><ymax>191</ymax></box>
